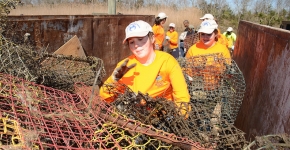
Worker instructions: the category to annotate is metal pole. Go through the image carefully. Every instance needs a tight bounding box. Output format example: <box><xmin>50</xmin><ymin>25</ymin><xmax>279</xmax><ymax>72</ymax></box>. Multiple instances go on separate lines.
<box><xmin>108</xmin><ymin>0</ymin><xmax>116</xmax><ymax>15</ymax></box>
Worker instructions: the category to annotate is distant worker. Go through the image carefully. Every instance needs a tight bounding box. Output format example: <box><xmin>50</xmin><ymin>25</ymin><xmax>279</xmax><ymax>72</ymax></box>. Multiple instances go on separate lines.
<box><xmin>100</xmin><ymin>20</ymin><xmax>190</xmax><ymax>116</ymax></box>
<box><xmin>223</xmin><ymin>27</ymin><xmax>237</xmax><ymax>52</ymax></box>
<box><xmin>183</xmin><ymin>20</ymin><xmax>190</xmax><ymax>31</ymax></box>
<box><xmin>179</xmin><ymin>20</ymin><xmax>190</xmax><ymax>56</ymax></box>
<box><xmin>166</xmin><ymin>23</ymin><xmax>179</xmax><ymax>58</ymax></box>
<box><xmin>183</xmin><ymin>25</ymin><xmax>199</xmax><ymax>56</ymax></box>
<box><xmin>152</xmin><ymin>12</ymin><xmax>167</xmax><ymax>51</ymax></box>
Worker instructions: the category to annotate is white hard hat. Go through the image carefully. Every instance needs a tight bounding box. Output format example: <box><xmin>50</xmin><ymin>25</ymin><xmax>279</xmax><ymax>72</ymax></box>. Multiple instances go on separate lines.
<box><xmin>158</xmin><ymin>12</ymin><xmax>168</xmax><ymax>19</ymax></box>
<box><xmin>227</xmin><ymin>27</ymin><xmax>233</xmax><ymax>32</ymax></box>
<box><xmin>123</xmin><ymin>20</ymin><xmax>153</xmax><ymax>44</ymax></box>
<box><xmin>169</xmin><ymin>23</ymin><xmax>175</xmax><ymax>28</ymax></box>
<box><xmin>198</xmin><ymin>20</ymin><xmax>218</xmax><ymax>34</ymax></box>
<box><xmin>200</xmin><ymin>14</ymin><xmax>214</xmax><ymax>20</ymax></box>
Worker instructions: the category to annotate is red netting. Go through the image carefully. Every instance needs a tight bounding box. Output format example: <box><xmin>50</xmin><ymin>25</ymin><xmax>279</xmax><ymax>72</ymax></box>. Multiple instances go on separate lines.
<box><xmin>0</xmin><ymin>73</ymin><xmax>204</xmax><ymax>150</ymax></box>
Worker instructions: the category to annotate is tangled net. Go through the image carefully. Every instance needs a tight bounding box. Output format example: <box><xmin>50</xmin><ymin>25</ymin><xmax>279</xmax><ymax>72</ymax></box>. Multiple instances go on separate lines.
<box><xmin>104</xmin><ymin>84</ymin><xmax>248</xmax><ymax>149</ymax></box>
<box><xmin>0</xmin><ymin>73</ymin><xmax>203</xmax><ymax>150</ymax></box>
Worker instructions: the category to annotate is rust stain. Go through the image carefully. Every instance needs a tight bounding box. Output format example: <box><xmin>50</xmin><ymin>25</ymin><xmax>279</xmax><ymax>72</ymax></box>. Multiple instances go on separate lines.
<box><xmin>234</xmin><ymin>21</ymin><xmax>290</xmax><ymax>140</ymax></box>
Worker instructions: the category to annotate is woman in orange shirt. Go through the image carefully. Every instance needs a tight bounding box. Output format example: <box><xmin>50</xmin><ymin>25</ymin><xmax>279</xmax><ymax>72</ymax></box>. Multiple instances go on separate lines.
<box><xmin>100</xmin><ymin>20</ymin><xmax>190</xmax><ymax>115</ymax></box>
<box><xmin>152</xmin><ymin>12</ymin><xmax>167</xmax><ymax>51</ymax></box>
<box><xmin>166</xmin><ymin>23</ymin><xmax>179</xmax><ymax>58</ymax></box>
<box><xmin>186</xmin><ymin>20</ymin><xmax>231</xmax><ymax>62</ymax></box>
<box><xmin>185</xmin><ymin>20</ymin><xmax>231</xmax><ymax>89</ymax></box>
<box><xmin>185</xmin><ymin>19</ymin><xmax>231</xmax><ymax>129</ymax></box>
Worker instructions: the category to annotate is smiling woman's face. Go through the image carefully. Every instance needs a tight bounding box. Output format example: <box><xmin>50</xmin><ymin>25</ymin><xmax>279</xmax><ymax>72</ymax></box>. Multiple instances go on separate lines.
<box><xmin>200</xmin><ymin>32</ymin><xmax>217</xmax><ymax>48</ymax></box>
<box><xmin>128</xmin><ymin>35</ymin><xmax>154</xmax><ymax>59</ymax></box>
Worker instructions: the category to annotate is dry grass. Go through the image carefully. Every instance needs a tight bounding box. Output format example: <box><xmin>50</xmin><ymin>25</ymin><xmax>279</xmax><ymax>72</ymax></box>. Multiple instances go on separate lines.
<box><xmin>8</xmin><ymin>3</ymin><xmax>202</xmax><ymax>32</ymax></box>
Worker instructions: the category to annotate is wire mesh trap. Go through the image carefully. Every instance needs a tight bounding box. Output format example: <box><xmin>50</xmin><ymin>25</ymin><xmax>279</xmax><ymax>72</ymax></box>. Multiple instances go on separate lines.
<box><xmin>1</xmin><ymin>0</ymin><xmax>106</xmax><ymax>93</ymax></box>
<box><xmin>178</xmin><ymin>53</ymin><xmax>246</xmax><ymax>124</ymax></box>
<box><xmin>0</xmin><ymin>36</ymin><xmax>106</xmax><ymax>93</ymax></box>
<box><xmin>39</xmin><ymin>54</ymin><xmax>106</xmax><ymax>93</ymax></box>
<box><xmin>0</xmin><ymin>73</ymin><xmax>204</xmax><ymax>150</ymax></box>
<box><xmin>102</xmin><ymin>83</ymin><xmax>248</xmax><ymax>149</ymax></box>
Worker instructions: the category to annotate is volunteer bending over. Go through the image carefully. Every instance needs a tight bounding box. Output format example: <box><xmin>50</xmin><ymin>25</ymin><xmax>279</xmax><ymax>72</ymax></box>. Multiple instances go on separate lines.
<box><xmin>100</xmin><ymin>20</ymin><xmax>190</xmax><ymax>114</ymax></box>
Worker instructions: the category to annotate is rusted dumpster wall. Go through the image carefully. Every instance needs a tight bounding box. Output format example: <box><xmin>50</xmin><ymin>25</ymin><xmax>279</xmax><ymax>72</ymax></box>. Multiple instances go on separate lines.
<box><xmin>234</xmin><ymin>21</ymin><xmax>290</xmax><ymax>140</ymax></box>
<box><xmin>7</xmin><ymin>15</ymin><xmax>155</xmax><ymax>80</ymax></box>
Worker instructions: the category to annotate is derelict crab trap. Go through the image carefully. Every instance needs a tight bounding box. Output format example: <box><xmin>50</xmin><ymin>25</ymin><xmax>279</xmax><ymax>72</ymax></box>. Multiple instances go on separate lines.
<box><xmin>178</xmin><ymin>53</ymin><xmax>246</xmax><ymax>124</ymax></box>
<box><xmin>0</xmin><ymin>73</ymin><xmax>204</xmax><ymax>150</ymax></box>
<box><xmin>102</xmin><ymin>82</ymin><xmax>248</xmax><ymax>149</ymax></box>
<box><xmin>0</xmin><ymin>33</ymin><xmax>106</xmax><ymax>93</ymax></box>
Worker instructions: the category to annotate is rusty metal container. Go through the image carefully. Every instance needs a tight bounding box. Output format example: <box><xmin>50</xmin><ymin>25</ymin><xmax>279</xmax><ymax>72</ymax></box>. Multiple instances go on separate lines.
<box><xmin>7</xmin><ymin>15</ymin><xmax>155</xmax><ymax>79</ymax></box>
<box><xmin>234</xmin><ymin>20</ymin><xmax>290</xmax><ymax>140</ymax></box>
<box><xmin>8</xmin><ymin>16</ymin><xmax>290</xmax><ymax>141</ymax></box>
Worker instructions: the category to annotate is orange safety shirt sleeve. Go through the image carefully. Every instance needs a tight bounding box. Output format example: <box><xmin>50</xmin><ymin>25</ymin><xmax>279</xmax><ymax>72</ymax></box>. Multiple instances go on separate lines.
<box><xmin>166</xmin><ymin>56</ymin><xmax>190</xmax><ymax>104</ymax></box>
<box><xmin>152</xmin><ymin>24</ymin><xmax>165</xmax><ymax>49</ymax></box>
<box><xmin>166</xmin><ymin>31</ymin><xmax>178</xmax><ymax>49</ymax></box>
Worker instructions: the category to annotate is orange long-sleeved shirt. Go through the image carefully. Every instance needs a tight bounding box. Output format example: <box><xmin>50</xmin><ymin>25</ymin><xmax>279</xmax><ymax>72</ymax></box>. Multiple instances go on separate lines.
<box><xmin>100</xmin><ymin>51</ymin><xmax>190</xmax><ymax>105</ymax></box>
<box><xmin>186</xmin><ymin>42</ymin><xmax>231</xmax><ymax>59</ymax></box>
<box><xmin>152</xmin><ymin>24</ymin><xmax>165</xmax><ymax>49</ymax></box>
<box><xmin>166</xmin><ymin>30</ymin><xmax>178</xmax><ymax>49</ymax></box>
<box><xmin>185</xmin><ymin>42</ymin><xmax>231</xmax><ymax>90</ymax></box>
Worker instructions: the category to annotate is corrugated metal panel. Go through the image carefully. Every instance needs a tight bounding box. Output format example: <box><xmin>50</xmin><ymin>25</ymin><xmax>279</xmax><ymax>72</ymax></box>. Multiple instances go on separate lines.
<box><xmin>234</xmin><ymin>21</ymin><xmax>290</xmax><ymax>140</ymax></box>
<box><xmin>7</xmin><ymin>15</ymin><xmax>155</xmax><ymax>79</ymax></box>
